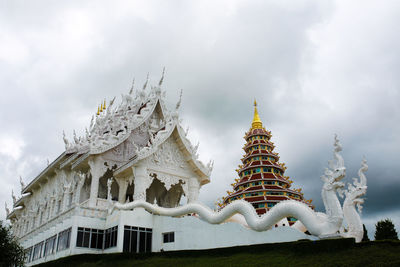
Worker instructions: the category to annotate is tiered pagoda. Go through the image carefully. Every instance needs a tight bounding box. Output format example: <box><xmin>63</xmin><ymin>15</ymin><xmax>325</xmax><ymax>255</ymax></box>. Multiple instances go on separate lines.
<box><xmin>221</xmin><ymin>101</ymin><xmax>313</xmax><ymax>224</ymax></box>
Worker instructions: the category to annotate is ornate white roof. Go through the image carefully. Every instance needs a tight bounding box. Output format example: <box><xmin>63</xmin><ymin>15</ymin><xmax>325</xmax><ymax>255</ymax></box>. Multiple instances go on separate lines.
<box><xmin>60</xmin><ymin>71</ymin><xmax>213</xmax><ymax>179</ymax></box>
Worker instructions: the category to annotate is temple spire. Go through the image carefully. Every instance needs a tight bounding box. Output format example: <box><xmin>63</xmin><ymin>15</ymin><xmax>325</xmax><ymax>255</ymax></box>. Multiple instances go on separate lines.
<box><xmin>218</xmin><ymin>101</ymin><xmax>314</xmax><ymax>217</ymax></box>
<box><xmin>251</xmin><ymin>99</ymin><xmax>263</xmax><ymax>129</ymax></box>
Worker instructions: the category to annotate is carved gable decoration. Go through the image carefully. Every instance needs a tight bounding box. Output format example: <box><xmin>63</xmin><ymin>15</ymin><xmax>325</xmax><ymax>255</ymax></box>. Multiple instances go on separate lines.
<box><xmin>147</xmin><ymin>136</ymin><xmax>189</xmax><ymax>171</ymax></box>
<box><xmin>100</xmin><ymin>104</ymin><xmax>166</xmax><ymax>166</ymax></box>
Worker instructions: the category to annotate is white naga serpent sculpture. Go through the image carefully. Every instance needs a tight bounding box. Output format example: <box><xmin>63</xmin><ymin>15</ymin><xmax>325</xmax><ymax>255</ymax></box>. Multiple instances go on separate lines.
<box><xmin>340</xmin><ymin>158</ymin><xmax>368</xmax><ymax>242</ymax></box>
<box><xmin>111</xmin><ymin>135</ymin><xmax>367</xmax><ymax>242</ymax></box>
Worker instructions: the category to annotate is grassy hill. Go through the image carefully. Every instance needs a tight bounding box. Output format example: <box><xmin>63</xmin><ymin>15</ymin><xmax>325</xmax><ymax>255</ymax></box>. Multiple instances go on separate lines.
<box><xmin>37</xmin><ymin>239</ymin><xmax>400</xmax><ymax>267</ymax></box>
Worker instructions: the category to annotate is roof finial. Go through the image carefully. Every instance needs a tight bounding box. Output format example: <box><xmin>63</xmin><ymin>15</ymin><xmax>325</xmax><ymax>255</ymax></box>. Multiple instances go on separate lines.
<box><xmin>251</xmin><ymin>99</ymin><xmax>263</xmax><ymax>129</ymax></box>
<box><xmin>97</xmin><ymin>105</ymin><xmax>100</xmax><ymax>115</ymax></box>
<box><xmin>19</xmin><ymin>176</ymin><xmax>25</xmax><ymax>190</ymax></box>
<box><xmin>143</xmin><ymin>73</ymin><xmax>149</xmax><ymax>90</ymax></box>
<box><xmin>103</xmin><ymin>99</ymin><xmax>106</xmax><ymax>110</ymax></box>
<box><xmin>129</xmin><ymin>77</ymin><xmax>135</xmax><ymax>95</ymax></box>
<box><xmin>159</xmin><ymin>67</ymin><xmax>166</xmax><ymax>86</ymax></box>
<box><xmin>175</xmin><ymin>89</ymin><xmax>183</xmax><ymax>110</ymax></box>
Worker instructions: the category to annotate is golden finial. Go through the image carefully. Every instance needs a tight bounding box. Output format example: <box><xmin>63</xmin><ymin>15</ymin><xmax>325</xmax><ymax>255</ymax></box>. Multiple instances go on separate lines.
<box><xmin>100</xmin><ymin>102</ymin><xmax>103</xmax><ymax>113</ymax></box>
<box><xmin>103</xmin><ymin>99</ymin><xmax>106</xmax><ymax>110</ymax></box>
<box><xmin>97</xmin><ymin>106</ymin><xmax>100</xmax><ymax>115</ymax></box>
<box><xmin>251</xmin><ymin>99</ymin><xmax>263</xmax><ymax>129</ymax></box>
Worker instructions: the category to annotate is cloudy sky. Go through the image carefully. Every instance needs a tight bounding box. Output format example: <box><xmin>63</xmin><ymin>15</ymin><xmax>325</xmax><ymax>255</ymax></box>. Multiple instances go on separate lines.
<box><xmin>1</xmin><ymin>0</ymin><xmax>399</xmax><ymax>239</ymax></box>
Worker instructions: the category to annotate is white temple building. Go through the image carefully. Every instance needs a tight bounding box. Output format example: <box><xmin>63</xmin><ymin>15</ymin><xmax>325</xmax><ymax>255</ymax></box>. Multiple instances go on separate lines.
<box><xmin>6</xmin><ymin>72</ymin><xmax>321</xmax><ymax>266</ymax></box>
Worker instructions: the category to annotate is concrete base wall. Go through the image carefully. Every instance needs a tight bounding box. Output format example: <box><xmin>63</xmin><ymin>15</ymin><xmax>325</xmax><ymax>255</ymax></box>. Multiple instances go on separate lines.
<box><xmin>23</xmin><ymin>207</ymin><xmax>315</xmax><ymax>266</ymax></box>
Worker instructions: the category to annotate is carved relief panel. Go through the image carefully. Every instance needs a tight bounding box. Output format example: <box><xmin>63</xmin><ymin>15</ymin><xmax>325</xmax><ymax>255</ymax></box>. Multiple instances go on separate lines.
<box><xmin>148</xmin><ymin>136</ymin><xmax>189</xmax><ymax>171</ymax></box>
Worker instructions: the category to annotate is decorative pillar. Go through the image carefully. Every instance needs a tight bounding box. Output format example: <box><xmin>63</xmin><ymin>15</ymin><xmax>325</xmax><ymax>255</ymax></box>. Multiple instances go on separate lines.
<box><xmin>62</xmin><ymin>186</ymin><xmax>70</xmax><ymax>211</ymax></box>
<box><xmin>132</xmin><ymin>163</ymin><xmax>152</xmax><ymax>201</ymax></box>
<box><xmin>107</xmin><ymin>178</ymin><xmax>113</xmax><ymax>201</ymax></box>
<box><xmin>39</xmin><ymin>204</ymin><xmax>44</xmax><ymax>225</ymax></box>
<box><xmin>187</xmin><ymin>178</ymin><xmax>200</xmax><ymax>203</ymax></box>
<box><xmin>88</xmin><ymin>157</ymin><xmax>105</xmax><ymax>208</ymax></box>
<box><xmin>116</xmin><ymin>177</ymin><xmax>129</xmax><ymax>204</ymax></box>
<box><xmin>75</xmin><ymin>172</ymin><xmax>86</xmax><ymax>205</ymax></box>
<box><xmin>48</xmin><ymin>197</ymin><xmax>55</xmax><ymax>220</ymax></box>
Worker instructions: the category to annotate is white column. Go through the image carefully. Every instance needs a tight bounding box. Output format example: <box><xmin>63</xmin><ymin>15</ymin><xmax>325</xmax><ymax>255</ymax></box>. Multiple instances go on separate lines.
<box><xmin>116</xmin><ymin>177</ymin><xmax>129</xmax><ymax>203</ymax></box>
<box><xmin>62</xmin><ymin>187</ymin><xmax>70</xmax><ymax>211</ymax></box>
<box><xmin>48</xmin><ymin>198</ymin><xmax>54</xmax><ymax>219</ymax></box>
<box><xmin>187</xmin><ymin>178</ymin><xmax>200</xmax><ymax>203</ymax></box>
<box><xmin>132</xmin><ymin>163</ymin><xmax>152</xmax><ymax>201</ymax></box>
<box><xmin>88</xmin><ymin>157</ymin><xmax>105</xmax><ymax>207</ymax></box>
<box><xmin>75</xmin><ymin>173</ymin><xmax>86</xmax><ymax>205</ymax></box>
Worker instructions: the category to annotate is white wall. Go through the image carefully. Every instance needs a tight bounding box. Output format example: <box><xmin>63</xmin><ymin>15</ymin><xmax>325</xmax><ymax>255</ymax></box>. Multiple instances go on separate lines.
<box><xmin>24</xmin><ymin>208</ymin><xmax>315</xmax><ymax>266</ymax></box>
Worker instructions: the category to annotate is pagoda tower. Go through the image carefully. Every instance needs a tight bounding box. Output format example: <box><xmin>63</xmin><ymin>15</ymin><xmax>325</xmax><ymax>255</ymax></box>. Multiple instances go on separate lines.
<box><xmin>221</xmin><ymin>101</ymin><xmax>313</xmax><ymax>225</ymax></box>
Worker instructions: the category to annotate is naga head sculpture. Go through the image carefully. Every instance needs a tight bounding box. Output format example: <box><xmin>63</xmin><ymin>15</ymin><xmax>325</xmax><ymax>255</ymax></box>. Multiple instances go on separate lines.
<box><xmin>321</xmin><ymin>135</ymin><xmax>346</xmax><ymax>191</ymax></box>
<box><xmin>345</xmin><ymin>158</ymin><xmax>368</xmax><ymax>212</ymax></box>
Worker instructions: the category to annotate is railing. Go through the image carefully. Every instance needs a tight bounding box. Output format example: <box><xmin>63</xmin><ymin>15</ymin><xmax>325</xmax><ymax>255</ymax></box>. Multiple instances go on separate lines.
<box><xmin>19</xmin><ymin>199</ymin><xmax>111</xmax><ymax>243</ymax></box>
<box><xmin>80</xmin><ymin>198</ymin><xmax>111</xmax><ymax>209</ymax></box>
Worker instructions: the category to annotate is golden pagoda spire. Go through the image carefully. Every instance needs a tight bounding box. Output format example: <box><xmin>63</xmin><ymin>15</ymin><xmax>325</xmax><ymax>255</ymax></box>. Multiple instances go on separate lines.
<box><xmin>251</xmin><ymin>99</ymin><xmax>263</xmax><ymax>129</ymax></box>
<box><xmin>97</xmin><ymin>105</ymin><xmax>100</xmax><ymax>115</ymax></box>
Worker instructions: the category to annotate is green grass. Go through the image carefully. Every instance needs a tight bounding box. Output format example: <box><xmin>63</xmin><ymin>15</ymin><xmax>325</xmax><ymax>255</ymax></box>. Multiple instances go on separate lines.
<box><xmin>37</xmin><ymin>239</ymin><xmax>400</xmax><ymax>267</ymax></box>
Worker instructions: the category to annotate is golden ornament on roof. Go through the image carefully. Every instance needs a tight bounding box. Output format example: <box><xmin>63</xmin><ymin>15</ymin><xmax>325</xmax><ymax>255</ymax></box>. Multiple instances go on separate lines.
<box><xmin>251</xmin><ymin>99</ymin><xmax>263</xmax><ymax>129</ymax></box>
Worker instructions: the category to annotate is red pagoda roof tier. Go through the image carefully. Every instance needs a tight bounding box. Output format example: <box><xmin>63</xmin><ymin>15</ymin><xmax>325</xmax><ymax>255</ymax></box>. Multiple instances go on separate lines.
<box><xmin>244</xmin><ymin>196</ymin><xmax>265</xmax><ymax>202</ymax></box>
<box><xmin>245</xmin><ymin>128</ymin><xmax>271</xmax><ymax>139</ymax></box>
<box><xmin>239</xmin><ymin>161</ymin><xmax>284</xmax><ymax>172</ymax></box>
<box><xmin>243</xmin><ymin>139</ymin><xmax>275</xmax><ymax>150</ymax></box>
<box><xmin>241</xmin><ymin>152</ymin><xmax>279</xmax><ymax>162</ymax></box>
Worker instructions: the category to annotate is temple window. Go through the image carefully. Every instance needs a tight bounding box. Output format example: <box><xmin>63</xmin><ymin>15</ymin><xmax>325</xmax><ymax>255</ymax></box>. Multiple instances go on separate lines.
<box><xmin>32</xmin><ymin>241</ymin><xmax>44</xmax><ymax>261</ymax></box>
<box><xmin>254</xmin><ymin>168</ymin><xmax>261</xmax><ymax>173</ymax></box>
<box><xmin>57</xmin><ymin>228</ymin><xmax>71</xmax><ymax>252</ymax></box>
<box><xmin>25</xmin><ymin>247</ymin><xmax>33</xmax><ymax>263</ymax></box>
<box><xmin>104</xmin><ymin>226</ymin><xmax>118</xmax><ymax>249</ymax></box>
<box><xmin>163</xmin><ymin>232</ymin><xmax>175</xmax><ymax>243</ymax></box>
<box><xmin>123</xmin><ymin>226</ymin><xmax>152</xmax><ymax>253</ymax></box>
<box><xmin>43</xmin><ymin>235</ymin><xmax>57</xmax><ymax>257</ymax></box>
<box><xmin>77</xmin><ymin>227</ymin><xmax>104</xmax><ymax>249</ymax></box>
